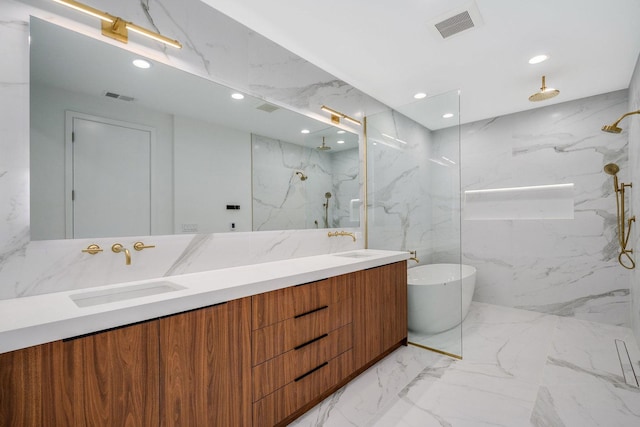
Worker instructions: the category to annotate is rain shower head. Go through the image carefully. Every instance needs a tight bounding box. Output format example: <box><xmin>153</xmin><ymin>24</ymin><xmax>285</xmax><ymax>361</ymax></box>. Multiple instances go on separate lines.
<box><xmin>528</xmin><ymin>76</ymin><xmax>559</xmax><ymax>102</ymax></box>
<box><xmin>317</xmin><ymin>137</ymin><xmax>331</xmax><ymax>151</ymax></box>
<box><xmin>604</xmin><ymin>163</ymin><xmax>620</xmax><ymax>175</ymax></box>
<box><xmin>602</xmin><ymin>110</ymin><xmax>640</xmax><ymax>134</ymax></box>
<box><xmin>325</xmin><ymin>192</ymin><xmax>332</xmax><ymax>199</ymax></box>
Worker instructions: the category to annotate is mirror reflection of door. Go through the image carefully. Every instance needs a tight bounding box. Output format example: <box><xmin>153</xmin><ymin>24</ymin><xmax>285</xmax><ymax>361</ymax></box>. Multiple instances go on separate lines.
<box><xmin>68</xmin><ymin>113</ymin><xmax>152</xmax><ymax>238</ymax></box>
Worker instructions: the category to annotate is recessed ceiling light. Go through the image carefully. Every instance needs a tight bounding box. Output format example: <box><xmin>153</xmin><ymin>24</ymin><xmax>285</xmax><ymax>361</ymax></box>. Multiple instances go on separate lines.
<box><xmin>337</xmin><ymin>140</ymin><xmax>345</xmax><ymax>144</ymax></box>
<box><xmin>414</xmin><ymin>92</ymin><xmax>427</xmax><ymax>99</ymax></box>
<box><xmin>132</xmin><ymin>59</ymin><xmax>151</xmax><ymax>69</ymax></box>
<box><xmin>337</xmin><ymin>130</ymin><xmax>346</xmax><ymax>134</ymax></box>
<box><xmin>301</xmin><ymin>129</ymin><xmax>310</xmax><ymax>134</ymax></box>
<box><xmin>528</xmin><ymin>54</ymin><xmax>548</xmax><ymax>64</ymax></box>
<box><xmin>442</xmin><ymin>113</ymin><xmax>454</xmax><ymax>119</ymax></box>
<box><xmin>231</xmin><ymin>93</ymin><xmax>245</xmax><ymax>100</ymax></box>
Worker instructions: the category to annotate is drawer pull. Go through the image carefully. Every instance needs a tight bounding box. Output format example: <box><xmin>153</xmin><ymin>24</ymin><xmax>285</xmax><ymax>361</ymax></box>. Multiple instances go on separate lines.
<box><xmin>294</xmin><ymin>361</ymin><xmax>329</xmax><ymax>382</ymax></box>
<box><xmin>294</xmin><ymin>333</ymin><xmax>329</xmax><ymax>351</ymax></box>
<box><xmin>294</xmin><ymin>305</ymin><xmax>329</xmax><ymax>319</ymax></box>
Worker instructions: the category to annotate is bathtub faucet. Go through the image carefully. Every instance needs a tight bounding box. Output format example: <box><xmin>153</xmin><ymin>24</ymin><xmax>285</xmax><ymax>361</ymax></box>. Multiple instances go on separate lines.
<box><xmin>409</xmin><ymin>250</ymin><xmax>419</xmax><ymax>263</ymax></box>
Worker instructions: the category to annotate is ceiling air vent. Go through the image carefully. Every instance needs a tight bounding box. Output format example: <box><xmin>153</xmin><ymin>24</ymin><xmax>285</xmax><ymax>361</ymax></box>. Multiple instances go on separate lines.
<box><xmin>104</xmin><ymin>91</ymin><xmax>136</xmax><ymax>102</ymax></box>
<box><xmin>435</xmin><ymin>11</ymin><xmax>474</xmax><ymax>39</ymax></box>
<box><xmin>256</xmin><ymin>103</ymin><xmax>279</xmax><ymax>113</ymax></box>
<box><xmin>429</xmin><ymin>1</ymin><xmax>483</xmax><ymax>40</ymax></box>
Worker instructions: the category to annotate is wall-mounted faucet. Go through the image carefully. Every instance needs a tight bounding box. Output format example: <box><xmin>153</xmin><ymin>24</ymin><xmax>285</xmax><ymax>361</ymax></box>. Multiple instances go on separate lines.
<box><xmin>409</xmin><ymin>250</ymin><xmax>419</xmax><ymax>264</ymax></box>
<box><xmin>328</xmin><ymin>231</ymin><xmax>356</xmax><ymax>242</ymax></box>
<box><xmin>112</xmin><ymin>243</ymin><xmax>131</xmax><ymax>265</ymax></box>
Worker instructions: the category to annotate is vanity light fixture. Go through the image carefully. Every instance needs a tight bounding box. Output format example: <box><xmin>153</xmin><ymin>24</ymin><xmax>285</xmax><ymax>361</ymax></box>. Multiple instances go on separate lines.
<box><xmin>231</xmin><ymin>93</ymin><xmax>245</xmax><ymax>100</ymax></box>
<box><xmin>321</xmin><ymin>105</ymin><xmax>362</xmax><ymax>126</ymax></box>
<box><xmin>132</xmin><ymin>59</ymin><xmax>151</xmax><ymax>69</ymax></box>
<box><xmin>52</xmin><ymin>0</ymin><xmax>182</xmax><ymax>49</ymax></box>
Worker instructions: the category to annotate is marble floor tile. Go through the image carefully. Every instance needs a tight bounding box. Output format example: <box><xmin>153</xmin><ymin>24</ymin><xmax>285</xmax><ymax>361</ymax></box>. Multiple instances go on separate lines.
<box><xmin>288</xmin><ymin>303</ymin><xmax>640</xmax><ymax>427</ymax></box>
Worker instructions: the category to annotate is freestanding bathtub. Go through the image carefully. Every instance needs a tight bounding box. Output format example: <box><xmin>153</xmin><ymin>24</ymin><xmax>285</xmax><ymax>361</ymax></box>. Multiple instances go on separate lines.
<box><xmin>407</xmin><ymin>264</ymin><xmax>477</xmax><ymax>335</ymax></box>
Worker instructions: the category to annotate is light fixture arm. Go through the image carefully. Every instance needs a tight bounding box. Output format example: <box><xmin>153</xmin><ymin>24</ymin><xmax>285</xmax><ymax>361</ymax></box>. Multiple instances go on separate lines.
<box><xmin>53</xmin><ymin>0</ymin><xmax>182</xmax><ymax>48</ymax></box>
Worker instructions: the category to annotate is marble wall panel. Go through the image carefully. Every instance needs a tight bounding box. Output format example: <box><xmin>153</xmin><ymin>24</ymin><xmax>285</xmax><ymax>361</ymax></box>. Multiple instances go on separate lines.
<box><xmin>461</xmin><ymin>90</ymin><xmax>631</xmax><ymax>326</ymax></box>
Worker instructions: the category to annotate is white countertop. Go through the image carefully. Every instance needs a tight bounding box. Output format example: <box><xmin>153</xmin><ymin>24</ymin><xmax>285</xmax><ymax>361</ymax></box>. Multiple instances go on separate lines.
<box><xmin>0</xmin><ymin>249</ymin><xmax>409</xmax><ymax>354</ymax></box>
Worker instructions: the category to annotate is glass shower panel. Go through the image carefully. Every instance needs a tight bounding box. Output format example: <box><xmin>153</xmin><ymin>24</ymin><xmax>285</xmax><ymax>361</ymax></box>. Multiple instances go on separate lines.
<box><xmin>366</xmin><ymin>89</ymin><xmax>463</xmax><ymax>357</ymax></box>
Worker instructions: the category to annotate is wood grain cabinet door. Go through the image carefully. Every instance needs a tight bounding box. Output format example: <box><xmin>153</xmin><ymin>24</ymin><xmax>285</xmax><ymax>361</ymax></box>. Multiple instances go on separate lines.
<box><xmin>1</xmin><ymin>321</ymin><xmax>160</xmax><ymax>427</ymax></box>
<box><xmin>159</xmin><ymin>297</ymin><xmax>252</xmax><ymax>427</ymax></box>
<box><xmin>65</xmin><ymin>320</ymin><xmax>161</xmax><ymax>426</ymax></box>
<box><xmin>353</xmin><ymin>261</ymin><xmax>408</xmax><ymax>371</ymax></box>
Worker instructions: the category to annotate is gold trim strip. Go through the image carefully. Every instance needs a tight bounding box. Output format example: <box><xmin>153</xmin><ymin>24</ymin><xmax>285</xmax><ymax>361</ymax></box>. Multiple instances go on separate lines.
<box><xmin>408</xmin><ymin>341</ymin><xmax>462</xmax><ymax>360</ymax></box>
<box><xmin>363</xmin><ymin>116</ymin><xmax>368</xmax><ymax>249</ymax></box>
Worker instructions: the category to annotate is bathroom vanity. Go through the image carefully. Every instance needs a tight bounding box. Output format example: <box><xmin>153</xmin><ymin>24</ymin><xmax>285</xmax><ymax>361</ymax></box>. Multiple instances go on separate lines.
<box><xmin>0</xmin><ymin>250</ymin><xmax>408</xmax><ymax>426</ymax></box>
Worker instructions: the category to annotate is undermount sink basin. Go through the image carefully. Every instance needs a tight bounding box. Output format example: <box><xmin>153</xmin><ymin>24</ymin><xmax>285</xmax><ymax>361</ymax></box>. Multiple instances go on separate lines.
<box><xmin>333</xmin><ymin>251</ymin><xmax>375</xmax><ymax>259</ymax></box>
<box><xmin>70</xmin><ymin>281</ymin><xmax>186</xmax><ymax>308</ymax></box>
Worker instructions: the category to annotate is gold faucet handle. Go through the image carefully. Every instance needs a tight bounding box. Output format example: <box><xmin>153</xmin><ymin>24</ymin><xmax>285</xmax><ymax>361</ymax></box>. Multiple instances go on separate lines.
<box><xmin>82</xmin><ymin>244</ymin><xmax>103</xmax><ymax>255</ymax></box>
<box><xmin>133</xmin><ymin>241</ymin><xmax>155</xmax><ymax>251</ymax></box>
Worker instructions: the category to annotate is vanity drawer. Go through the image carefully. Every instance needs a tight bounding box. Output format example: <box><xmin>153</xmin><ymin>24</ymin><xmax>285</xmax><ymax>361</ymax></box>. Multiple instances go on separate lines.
<box><xmin>253</xmin><ymin>323</ymin><xmax>352</xmax><ymax>401</ymax></box>
<box><xmin>252</xmin><ymin>298</ymin><xmax>352</xmax><ymax>366</ymax></box>
<box><xmin>253</xmin><ymin>349</ymin><xmax>353</xmax><ymax>427</ymax></box>
<box><xmin>252</xmin><ymin>273</ymin><xmax>353</xmax><ymax>330</ymax></box>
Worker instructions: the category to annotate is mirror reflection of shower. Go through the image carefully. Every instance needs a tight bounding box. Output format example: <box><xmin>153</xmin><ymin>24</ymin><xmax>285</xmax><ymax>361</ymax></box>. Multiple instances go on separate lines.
<box><xmin>603</xmin><ymin>163</ymin><xmax>635</xmax><ymax>269</ymax></box>
<box><xmin>323</xmin><ymin>192</ymin><xmax>332</xmax><ymax>228</ymax></box>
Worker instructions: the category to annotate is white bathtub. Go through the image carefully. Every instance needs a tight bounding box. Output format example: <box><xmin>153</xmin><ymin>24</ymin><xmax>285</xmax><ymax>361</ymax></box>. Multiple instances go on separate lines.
<box><xmin>407</xmin><ymin>264</ymin><xmax>476</xmax><ymax>335</ymax></box>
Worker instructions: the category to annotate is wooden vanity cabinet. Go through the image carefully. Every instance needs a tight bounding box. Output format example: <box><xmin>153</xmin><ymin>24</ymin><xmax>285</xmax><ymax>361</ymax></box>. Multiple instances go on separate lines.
<box><xmin>353</xmin><ymin>261</ymin><xmax>408</xmax><ymax>371</ymax></box>
<box><xmin>159</xmin><ymin>297</ymin><xmax>252</xmax><ymax>427</ymax></box>
<box><xmin>0</xmin><ymin>260</ymin><xmax>408</xmax><ymax>427</ymax></box>
<box><xmin>0</xmin><ymin>320</ymin><xmax>160</xmax><ymax>427</ymax></box>
<box><xmin>251</xmin><ymin>274</ymin><xmax>355</xmax><ymax>427</ymax></box>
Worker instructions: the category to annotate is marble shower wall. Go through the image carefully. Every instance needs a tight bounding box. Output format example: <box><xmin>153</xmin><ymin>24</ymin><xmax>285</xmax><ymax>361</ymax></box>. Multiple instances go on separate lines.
<box><xmin>461</xmin><ymin>90</ymin><xmax>631</xmax><ymax>327</ymax></box>
<box><xmin>366</xmin><ymin>110</ymin><xmax>461</xmax><ymax>264</ymax></box>
<box><xmin>0</xmin><ymin>0</ymin><xmax>384</xmax><ymax>299</ymax></box>
<box><xmin>252</xmin><ymin>135</ymin><xmax>358</xmax><ymax>231</ymax></box>
<box><xmin>629</xmin><ymin>53</ymin><xmax>640</xmax><ymax>344</ymax></box>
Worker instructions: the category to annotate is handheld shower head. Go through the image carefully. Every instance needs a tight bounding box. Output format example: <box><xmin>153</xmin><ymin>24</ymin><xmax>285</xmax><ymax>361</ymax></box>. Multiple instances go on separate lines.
<box><xmin>604</xmin><ymin>163</ymin><xmax>620</xmax><ymax>175</ymax></box>
<box><xmin>295</xmin><ymin>171</ymin><xmax>308</xmax><ymax>181</ymax></box>
<box><xmin>602</xmin><ymin>110</ymin><xmax>640</xmax><ymax>134</ymax></box>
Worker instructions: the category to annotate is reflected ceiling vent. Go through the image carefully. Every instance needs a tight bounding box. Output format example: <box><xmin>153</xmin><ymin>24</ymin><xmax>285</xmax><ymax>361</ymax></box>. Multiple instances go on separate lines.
<box><xmin>429</xmin><ymin>1</ymin><xmax>483</xmax><ymax>40</ymax></box>
<box><xmin>256</xmin><ymin>103</ymin><xmax>279</xmax><ymax>113</ymax></box>
<box><xmin>104</xmin><ymin>91</ymin><xmax>135</xmax><ymax>102</ymax></box>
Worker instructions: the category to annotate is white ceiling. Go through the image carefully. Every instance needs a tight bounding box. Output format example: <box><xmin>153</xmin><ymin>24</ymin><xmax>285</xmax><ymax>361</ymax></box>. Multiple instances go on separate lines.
<box><xmin>203</xmin><ymin>0</ymin><xmax>640</xmax><ymax>126</ymax></box>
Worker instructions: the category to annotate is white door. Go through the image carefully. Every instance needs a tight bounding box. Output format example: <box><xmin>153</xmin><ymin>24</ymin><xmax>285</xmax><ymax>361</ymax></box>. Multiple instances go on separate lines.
<box><xmin>71</xmin><ymin>115</ymin><xmax>152</xmax><ymax>238</ymax></box>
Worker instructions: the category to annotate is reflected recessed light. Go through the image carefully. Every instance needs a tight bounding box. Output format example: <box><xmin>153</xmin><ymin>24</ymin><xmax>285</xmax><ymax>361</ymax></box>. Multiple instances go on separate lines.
<box><xmin>414</xmin><ymin>92</ymin><xmax>427</xmax><ymax>99</ymax></box>
<box><xmin>442</xmin><ymin>113</ymin><xmax>454</xmax><ymax>119</ymax></box>
<box><xmin>337</xmin><ymin>140</ymin><xmax>345</xmax><ymax>144</ymax></box>
<box><xmin>301</xmin><ymin>129</ymin><xmax>310</xmax><ymax>134</ymax></box>
<box><xmin>528</xmin><ymin>54</ymin><xmax>548</xmax><ymax>64</ymax></box>
<box><xmin>132</xmin><ymin>59</ymin><xmax>151</xmax><ymax>69</ymax></box>
<box><xmin>337</xmin><ymin>130</ymin><xmax>346</xmax><ymax>134</ymax></box>
<box><xmin>231</xmin><ymin>93</ymin><xmax>244</xmax><ymax>100</ymax></box>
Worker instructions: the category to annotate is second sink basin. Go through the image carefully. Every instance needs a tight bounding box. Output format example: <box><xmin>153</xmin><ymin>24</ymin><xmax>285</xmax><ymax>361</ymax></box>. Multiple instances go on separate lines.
<box><xmin>70</xmin><ymin>281</ymin><xmax>186</xmax><ymax>308</ymax></box>
<box><xmin>333</xmin><ymin>251</ymin><xmax>375</xmax><ymax>259</ymax></box>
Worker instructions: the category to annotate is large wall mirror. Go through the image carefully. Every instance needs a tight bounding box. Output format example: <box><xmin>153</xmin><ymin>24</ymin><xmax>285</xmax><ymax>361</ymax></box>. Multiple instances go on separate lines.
<box><xmin>30</xmin><ymin>17</ymin><xmax>360</xmax><ymax>241</ymax></box>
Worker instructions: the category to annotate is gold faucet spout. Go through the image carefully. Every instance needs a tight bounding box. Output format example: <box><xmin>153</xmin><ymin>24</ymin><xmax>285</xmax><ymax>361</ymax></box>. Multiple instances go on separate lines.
<box><xmin>112</xmin><ymin>243</ymin><xmax>131</xmax><ymax>265</ymax></box>
<box><xmin>327</xmin><ymin>231</ymin><xmax>356</xmax><ymax>242</ymax></box>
